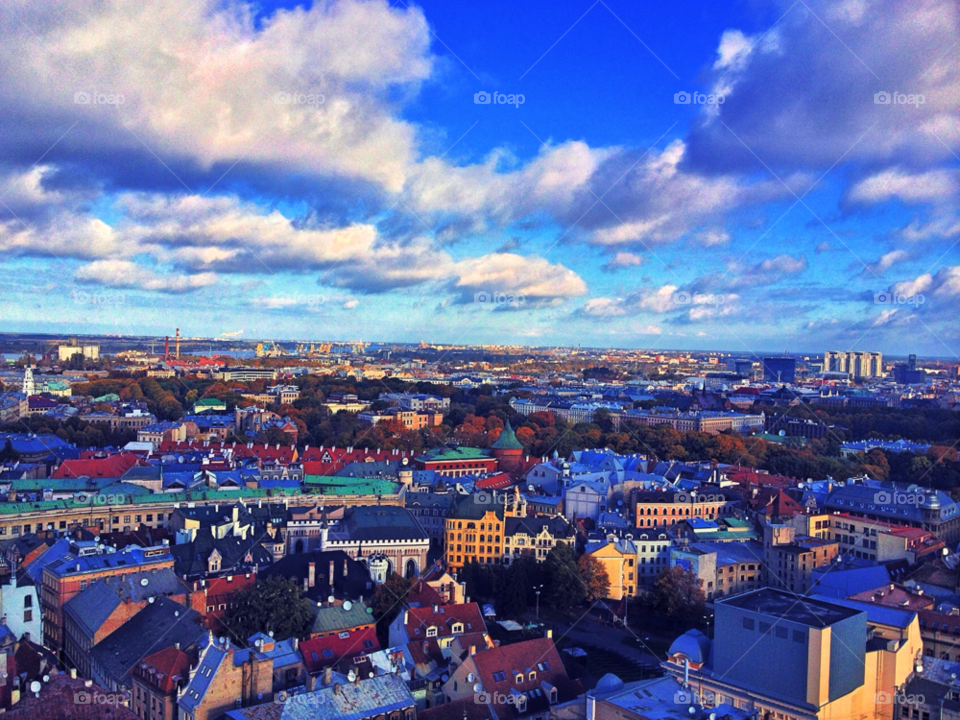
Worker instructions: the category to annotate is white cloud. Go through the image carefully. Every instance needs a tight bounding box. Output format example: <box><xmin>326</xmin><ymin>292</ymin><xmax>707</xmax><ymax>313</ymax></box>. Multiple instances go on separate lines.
<box><xmin>849</xmin><ymin>169</ymin><xmax>958</xmax><ymax>204</ymax></box>
<box><xmin>602</xmin><ymin>252</ymin><xmax>643</xmax><ymax>271</ymax></box>
<box><xmin>75</xmin><ymin>260</ymin><xmax>217</xmax><ymax>292</ymax></box>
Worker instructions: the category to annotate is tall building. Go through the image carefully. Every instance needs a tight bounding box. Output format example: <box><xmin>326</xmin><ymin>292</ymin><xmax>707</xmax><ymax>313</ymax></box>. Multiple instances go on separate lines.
<box><xmin>824</xmin><ymin>350</ymin><xmax>883</xmax><ymax>378</ymax></box>
<box><xmin>762</xmin><ymin>357</ymin><xmax>796</xmax><ymax>383</ymax></box>
<box><xmin>893</xmin><ymin>354</ymin><xmax>924</xmax><ymax>384</ymax></box>
<box><xmin>663</xmin><ymin>588</ymin><xmax>924</xmax><ymax>720</ymax></box>
<box><xmin>20</xmin><ymin>367</ymin><xmax>34</xmax><ymax>397</ymax></box>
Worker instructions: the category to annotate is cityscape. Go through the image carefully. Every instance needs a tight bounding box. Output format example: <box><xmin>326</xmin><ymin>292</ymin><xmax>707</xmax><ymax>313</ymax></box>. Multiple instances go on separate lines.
<box><xmin>1</xmin><ymin>1</ymin><xmax>959</xmax><ymax>720</ymax></box>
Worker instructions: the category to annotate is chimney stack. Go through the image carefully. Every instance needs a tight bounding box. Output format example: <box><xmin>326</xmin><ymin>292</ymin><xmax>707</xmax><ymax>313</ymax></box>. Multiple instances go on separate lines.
<box><xmin>323</xmin><ymin>666</ymin><xmax>333</xmax><ymax>686</ymax></box>
<box><xmin>308</xmin><ymin>562</ymin><xmax>316</xmax><ymax>588</ymax></box>
<box><xmin>329</xmin><ymin>561</ymin><xmax>335</xmax><ymax>587</ymax></box>
<box><xmin>469</xmin><ymin>645</ymin><xmax>476</xmax><ymax>656</ymax></box>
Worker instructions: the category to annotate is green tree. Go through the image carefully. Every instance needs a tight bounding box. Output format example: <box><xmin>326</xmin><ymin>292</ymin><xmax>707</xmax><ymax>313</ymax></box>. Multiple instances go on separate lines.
<box><xmin>544</xmin><ymin>544</ymin><xmax>587</xmax><ymax>612</ymax></box>
<box><xmin>223</xmin><ymin>575</ymin><xmax>314</xmax><ymax>643</ymax></box>
<box><xmin>651</xmin><ymin>566</ymin><xmax>705</xmax><ymax>624</ymax></box>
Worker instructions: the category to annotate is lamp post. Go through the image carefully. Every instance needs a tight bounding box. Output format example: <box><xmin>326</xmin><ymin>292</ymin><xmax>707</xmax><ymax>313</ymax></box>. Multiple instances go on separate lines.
<box><xmin>535</xmin><ymin>584</ymin><xmax>544</xmax><ymax>621</ymax></box>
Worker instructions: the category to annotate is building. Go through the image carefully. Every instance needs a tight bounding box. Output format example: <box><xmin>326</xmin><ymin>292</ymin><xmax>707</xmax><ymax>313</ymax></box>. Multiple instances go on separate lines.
<box><xmin>671</xmin><ymin>541</ymin><xmax>764</xmax><ymax>601</ymax></box>
<box><xmin>57</xmin><ymin>343</ymin><xmax>100</xmax><ymax>362</ymax></box>
<box><xmin>762</xmin><ymin>525</ymin><xmax>840</xmax><ymax>594</ymax></box>
<box><xmin>762</xmin><ymin>357</ymin><xmax>797</xmax><ymax>383</ymax></box>
<box><xmin>824</xmin><ymin>350</ymin><xmax>883</xmax><ymax>378</ymax></box>
<box><xmin>40</xmin><ymin>541</ymin><xmax>174</xmax><ymax>652</ymax></box>
<box><xmin>270</xmin><ymin>673</ymin><xmax>416</xmax><ymax>720</ymax></box>
<box><xmin>178</xmin><ymin>634</ymin><xmax>273</xmax><ymax>720</ymax></box>
<box><xmin>502</xmin><ymin>514</ymin><xmax>575</xmax><ymax>565</ymax></box>
<box><xmin>663</xmin><ymin>588</ymin><xmax>923</xmax><ymax>720</ymax></box>
<box><xmin>414</xmin><ymin>446</ymin><xmax>499</xmax><ymax>478</ymax></box>
<box><xmin>584</xmin><ymin>536</ymin><xmax>638</xmax><ymax>600</ymax></box>
<box><xmin>405</xmin><ymin>491</ymin><xmax>456</xmax><ymax>547</ymax></box>
<box><xmin>634</xmin><ymin>489</ymin><xmax>741</xmax><ymax>529</ymax></box>
<box><xmin>388</xmin><ymin>601</ymin><xmax>486</xmax><ymax>649</ymax></box>
<box><xmin>358</xmin><ymin>408</ymin><xmax>443</xmax><ymax>430</ymax></box>
<box><xmin>130</xmin><ymin>645</ymin><xmax>192</xmax><ymax>720</ymax></box>
<box><xmin>440</xmin><ymin>635</ymin><xmax>581</xmax><ymax>718</ymax></box>
<box><xmin>822</xmin><ymin>480</ymin><xmax>960</xmax><ymax>544</ymax></box>
<box><xmin>586</xmin><ymin>674</ymin><xmax>752</xmax><ymax>720</ymax></box>
<box><xmin>444</xmin><ymin>494</ymin><xmax>516</xmax><ymax>572</ymax></box>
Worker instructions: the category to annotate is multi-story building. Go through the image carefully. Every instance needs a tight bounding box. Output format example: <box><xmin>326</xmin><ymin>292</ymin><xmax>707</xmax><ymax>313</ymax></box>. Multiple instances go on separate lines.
<box><xmin>824</xmin><ymin>350</ymin><xmax>883</xmax><ymax>378</ymax></box>
<box><xmin>822</xmin><ymin>480</ymin><xmax>960</xmax><ymax>545</ymax></box>
<box><xmin>130</xmin><ymin>645</ymin><xmax>192</xmax><ymax>720</ymax></box>
<box><xmin>663</xmin><ymin>588</ymin><xmax>923</xmax><ymax>720</ymax></box>
<box><xmin>40</xmin><ymin>540</ymin><xmax>174</xmax><ymax>652</ymax></box>
<box><xmin>671</xmin><ymin>541</ymin><xmax>764</xmax><ymax>601</ymax></box>
<box><xmin>358</xmin><ymin>408</ymin><xmax>443</xmax><ymax>430</ymax></box>
<box><xmin>633</xmin><ymin>489</ymin><xmax>741</xmax><ymax>529</ymax></box>
<box><xmin>762</xmin><ymin>525</ymin><xmax>839</xmax><ymax>594</ymax></box>
<box><xmin>502</xmin><ymin>514</ymin><xmax>575</xmax><ymax>565</ymax></box>
<box><xmin>584</xmin><ymin>536</ymin><xmax>638</xmax><ymax>600</ymax></box>
<box><xmin>405</xmin><ymin>491</ymin><xmax>456</xmax><ymax>547</ymax></box>
<box><xmin>791</xmin><ymin>511</ymin><xmax>946</xmax><ymax>563</ymax></box>
<box><xmin>445</xmin><ymin>494</ymin><xmax>517</xmax><ymax>572</ymax></box>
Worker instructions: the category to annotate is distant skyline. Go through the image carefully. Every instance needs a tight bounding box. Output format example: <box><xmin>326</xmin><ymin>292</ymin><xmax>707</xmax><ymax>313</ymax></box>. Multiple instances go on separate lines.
<box><xmin>1</xmin><ymin>0</ymin><xmax>958</xmax><ymax>355</ymax></box>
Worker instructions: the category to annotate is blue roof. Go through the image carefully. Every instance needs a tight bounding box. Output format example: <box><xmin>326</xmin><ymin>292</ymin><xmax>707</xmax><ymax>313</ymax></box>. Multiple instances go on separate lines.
<box><xmin>809</xmin><ymin>594</ymin><xmax>915</xmax><ymax>630</ymax></box>
<box><xmin>809</xmin><ymin>563</ymin><xmax>891</xmax><ymax>598</ymax></box>
<box><xmin>179</xmin><ymin>639</ymin><xmax>227</xmax><ymax>711</ymax></box>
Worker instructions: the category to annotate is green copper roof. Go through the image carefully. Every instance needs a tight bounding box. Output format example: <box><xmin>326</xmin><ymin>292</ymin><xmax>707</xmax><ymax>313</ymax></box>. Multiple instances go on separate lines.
<box><xmin>416</xmin><ymin>446</ymin><xmax>491</xmax><ymax>462</ymax></box>
<box><xmin>490</xmin><ymin>419</ymin><xmax>523</xmax><ymax>450</ymax></box>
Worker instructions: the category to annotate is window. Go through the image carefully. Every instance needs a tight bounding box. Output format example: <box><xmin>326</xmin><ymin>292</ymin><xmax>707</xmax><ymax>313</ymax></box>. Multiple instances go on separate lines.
<box><xmin>426</xmin><ymin>627</ymin><xmax>437</xmax><ymax>638</ymax></box>
<box><xmin>24</xmin><ymin>596</ymin><xmax>31</xmax><ymax>608</ymax></box>
<box><xmin>742</xmin><ymin>618</ymin><xmax>755</xmax><ymax>630</ymax></box>
<box><xmin>322</xmin><ymin>649</ymin><xmax>334</xmax><ymax>658</ymax></box>
<box><xmin>775</xmin><ymin>627</ymin><xmax>788</xmax><ymax>639</ymax></box>
<box><xmin>23</xmin><ymin>609</ymin><xmax>32</xmax><ymax>623</ymax></box>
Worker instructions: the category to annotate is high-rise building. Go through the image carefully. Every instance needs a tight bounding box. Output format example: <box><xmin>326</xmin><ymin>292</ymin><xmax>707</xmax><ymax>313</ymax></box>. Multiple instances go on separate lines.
<box><xmin>893</xmin><ymin>354</ymin><xmax>924</xmax><ymax>384</ymax></box>
<box><xmin>762</xmin><ymin>357</ymin><xmax>796</xmax><ymax>383</ymax></box>
<box><xmin>823</xmin><ymin>350</ymin><xmax>883</xmax><ymax>378</ymax></box>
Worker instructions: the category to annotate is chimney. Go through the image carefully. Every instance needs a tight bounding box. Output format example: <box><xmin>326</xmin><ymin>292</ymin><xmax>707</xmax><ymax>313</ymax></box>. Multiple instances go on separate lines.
<box><xmin>469</xmin><ymin>645</ymin><xmax>476</xmax><ymax>656</ymax></box>
<box><xmin>329</xmin><ymin>561</ymin><xmax>335</xmax><ymax>587</ymax></box>
<box><xmin>333</xmin><ymin>683</ymin><xmax>340</xmax><ymax>695</ymax></box>
<box><xmin>547</xmin><ymin>629</ymin><xmax>553</xmax><ymax>639</ymax></box>
<box><xmin>343</xmin><ymin>559</ymin><xmax>348</xmax><ymax>577</ymax></box>
<box><xmin>70</xmin><ymin>668</ymin><xmax>77</xmax><ymax>679</ymax></box>
<box><xmin>323</xmin><ymin>666</ymin><xmax>333</xmax><ymax>687</ymax></box>
<box><xmin>433</xmin><ymin>604</ymin><xmax>439</xmax><ymax>614</ymax></box>
<box><xmin>308</xmin><ymin>562</ymin><xmax>316</xmax><ymax>588</ymax></box>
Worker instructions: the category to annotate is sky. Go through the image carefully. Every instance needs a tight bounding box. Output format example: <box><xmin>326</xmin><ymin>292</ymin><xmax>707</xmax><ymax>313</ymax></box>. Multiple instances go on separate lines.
<box><xmin>0</xmin><ymin>0</ymin><xmax>958</xmax><ymax>356</ymax></box>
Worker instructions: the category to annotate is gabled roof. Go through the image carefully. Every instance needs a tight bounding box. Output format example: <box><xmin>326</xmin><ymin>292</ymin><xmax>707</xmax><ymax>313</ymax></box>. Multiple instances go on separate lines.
<box><xmin>278</xmin><ymin>673</ymin><xmax>414</xmax><ymax>720</ymax></box>
<box><xmin>405</xmin><ymin>602</ymin><xmax>484</xmax><ymax>639</ymax></box>
<box><xmin>300</xmin><ymin>625</ymin><xmax>379</xmax><ymax>674</ymax></box>
<box><xmin>131</xmin><ymin>645</ymin><xmax>192</xmax><ymax>694</ymax></box>
<box><xmin>52</xmin><ymin>452</ymin><xmax>142</xmax><ymax>479</ymax></box>
<box><xmin>310</xmin><ymin>601</ymin><xmax>375</xmax><ymax>636</ymax></box>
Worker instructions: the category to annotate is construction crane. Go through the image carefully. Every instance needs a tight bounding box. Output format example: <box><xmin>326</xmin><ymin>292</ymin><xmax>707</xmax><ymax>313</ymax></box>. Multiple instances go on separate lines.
<box><xmin>255</xmin><ymin>342</ymin><xmax>266</xmax><ymax>358</ymax></box>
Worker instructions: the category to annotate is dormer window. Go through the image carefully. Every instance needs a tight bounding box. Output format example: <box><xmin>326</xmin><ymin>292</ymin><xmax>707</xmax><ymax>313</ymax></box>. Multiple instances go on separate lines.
<box><xmin>528</xmin><ymin>672</ymin><xmax>536</xmax><ymax>681</ymax></box>
<box><xmin>452</xmin><ymin>623</ymin><xmax>463</xmax><ymax>633</ymax></box>
<box><xmin>426</xmin><ymin>627</ymin><xmax>437</xmax><ymax>638</ymax></box>
<box><xmin>515</xmin><ymin>673</ymin><xmax>523</xmax><ymax>684</ymax></box>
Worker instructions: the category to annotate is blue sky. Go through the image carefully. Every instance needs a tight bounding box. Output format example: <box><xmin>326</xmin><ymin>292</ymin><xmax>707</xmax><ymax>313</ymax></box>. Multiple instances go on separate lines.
<box><xmin>0</xmin><ymin>0</ymin><xmax>958</xmax><ymax>355</ymax></box>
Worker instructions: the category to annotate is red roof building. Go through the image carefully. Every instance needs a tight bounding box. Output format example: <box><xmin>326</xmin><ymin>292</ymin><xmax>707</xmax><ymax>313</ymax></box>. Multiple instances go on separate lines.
<box><xmin>300</xmin><ymin>625</ymin><xmax>379</xmax><ymax>676</ymax></box>
<box><xmin>52</xmin><ymin>453</ymin><xmax>142</xmax><ymax>479</ymax></box>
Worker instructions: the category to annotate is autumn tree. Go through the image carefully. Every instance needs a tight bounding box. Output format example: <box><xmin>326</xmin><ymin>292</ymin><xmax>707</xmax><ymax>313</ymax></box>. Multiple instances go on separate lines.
<box><xmin>577</xmin><ymin>554</ymin><xmax>610</xmax><ymax>601</ymax></box>
<box><xmin>223</xmin><ymin>575</ymin><xmax>315</xmax><ymax>643</ymax></box>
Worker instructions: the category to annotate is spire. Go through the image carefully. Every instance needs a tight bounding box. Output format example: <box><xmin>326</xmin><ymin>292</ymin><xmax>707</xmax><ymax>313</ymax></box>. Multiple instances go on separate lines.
<box><xmin>491</xmin><ymin>419</ymin><xmax>523</xmax><ymax>450</ymax></box>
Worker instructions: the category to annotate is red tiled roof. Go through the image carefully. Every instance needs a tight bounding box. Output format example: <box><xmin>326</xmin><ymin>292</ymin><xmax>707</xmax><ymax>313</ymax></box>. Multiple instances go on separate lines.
<box><xmin>405</xmin><ymin>602</ymin><xmax>485</xmax><ymax>640</ymax></box>
<box><xmin>301</xmin><ymin>446</ymin><xmax>412</xmax><ymax>475</ymax></box>
<box><xmin>405</xmin><ymin>579</ymin><xmax>446</xmax><ymax>609</ymax></box>
<box><xmin>158</xmin><ymin>441</ymin><xmax>296</xmax><ymax>463</ymax></box>
<box><xmin>300</xmin><ymin>625</ymin><xmax>380</xmax><ymax>674</ymax></box>
<box><xmin>52</xmin><ymin>452</ymin><xmax>142</xmax><ymax>479</ymax></box>
<box><xmin>475</xmin><ymin>473</ymin><xmax>513</xmax><ymax>490</ymax></box>
<box><xmin>748</xmin><ymin>488</ymin><xmax>804</xmax><ymax>518</ymax></box>
<box><xmin>468</xmin><ymin>637</ymin><xmax>582</xmax><ymax>720</ymax></box>
<box><xmin>132</xmin><ymin>646</ymin><xmax>192</xmax><ymax>694</ymax></box>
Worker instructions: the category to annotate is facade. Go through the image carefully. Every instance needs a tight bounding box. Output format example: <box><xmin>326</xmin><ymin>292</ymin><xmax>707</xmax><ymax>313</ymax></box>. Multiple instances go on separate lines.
<box><xmin>671</xmin><ymin>541</ymin><xmax>764</xmax><ymax>601</ymax></box>
<box><xmin>405</xmin><ymin>491</ymin><xmax>456</xmax><ymax>546</ymax></box>
<box><xmin>663</xmin><ymin>589</ymin><xmax>923</xmax><ymax>720</ymax></box>
<box><xmin>824</xmin><ymin>350</ymin><xmax>883</xmax><ymax>378</ymax></box>
<box><xmin>762</xmin><ymin>357</ymin><xmax>797</xmax><ymax>383</ymax></box>
<box><xmin>502</xmin><ymin>514</ymin><xmax>575</xmax><ymax>565</ymax></box>
<box><xmin>443</xmin><ymin>494</ymin><xmax>528</xmax><ymax>572</ymax></box>
<box><xmin>634</xmin><ymin>489</ymin><xmax>741</xmax><ymax>529</ymax></box>
<box><xmin>130</xmin><ymin>646</ymin><xmax>192</xmax><ymax>720</ymax></box>
<box><xmin>584</xmin><ymin>537</ymin><xmax>638</xmax><ymax>600</ymax></box>
<box><xmin>763</xmin><ymin>525</ymin><xmax>840</xmax><ymax>594</ymax></box>
<box><xmin>414</xmin><ymin>446</ymin><xmax>499</xmax><ymax>478</ymax></box>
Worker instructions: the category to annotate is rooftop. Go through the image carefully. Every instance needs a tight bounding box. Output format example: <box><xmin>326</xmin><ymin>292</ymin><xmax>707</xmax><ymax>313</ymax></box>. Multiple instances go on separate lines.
<box><xmin>718</xmin><ymin>588</ymin><xmax>863</xmax><ymax>627</ymax></box>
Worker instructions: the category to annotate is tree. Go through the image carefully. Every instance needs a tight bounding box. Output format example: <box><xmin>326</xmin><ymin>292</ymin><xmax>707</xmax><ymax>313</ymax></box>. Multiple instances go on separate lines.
<box><xmin>0</xmin><ymin>440</ymin><xmax>18</xmax><ymax>464</ymax></box>
<box><xmin>651</xmin><ymin>567</ymin><xmax>705</xmax><ymax>624</ymax></box>
<box><xmin>370</xmin><ymin>573</ymin><xmax>413</xmax><ymax>629</ymax></box>
<box><xmin>223</xmin><ymin>576</ymin><xmax>315</xmax><ymax>643</ymax></box>
<box><xmin>544</xmin><ymin>544</ymin><xmax>587</xmax><ymax>612</ymax></box>
<box><xmin>577</xmin><ymin>554</ymin><xmax>610</xmax><ymax>601</ymax></box>
<box><xmin>496</xmin><ymin>561</ymin><xmax>530</xmax><ymax>618</ymax></box>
